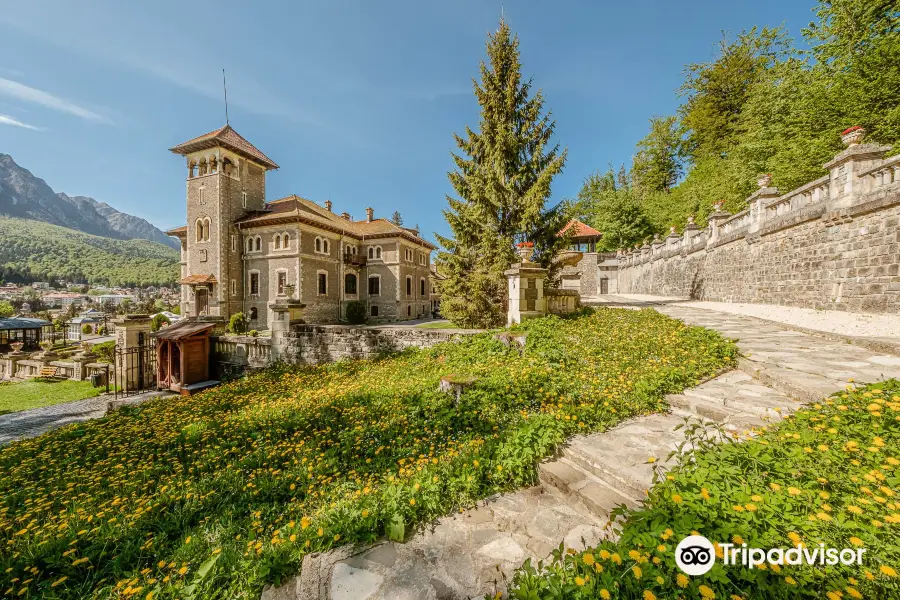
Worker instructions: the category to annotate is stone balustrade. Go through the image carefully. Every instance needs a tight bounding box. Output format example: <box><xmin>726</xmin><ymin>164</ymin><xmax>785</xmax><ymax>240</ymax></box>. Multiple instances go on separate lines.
<box><xmin>617</xmin><ymin>129</ymin><xmax>900</xmax><ymax>314</ymax></box>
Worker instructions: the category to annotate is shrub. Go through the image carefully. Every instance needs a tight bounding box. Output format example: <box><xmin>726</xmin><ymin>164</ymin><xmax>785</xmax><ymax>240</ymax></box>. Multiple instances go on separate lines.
<box><xmin>92</xmin><ymin>340</ymin><xmax>115</xmax><ymax>363</ymax></box>
<box><xmin>150</xmin><ymin>313</ymin><xmax>171</xmax><ymax>332</ymax></box>
<box><xmin>0</xmin><ymin>309</ymin><xmax>736</xmax><ymax>598</ymax></box>
<box><xmin>346</xmin><ymin>300</ymin><xmax>366</xmax><ymax>324</ymax></box>
<box><xmin>97</xmin><ymin>325</ymin><xmax>107</xmax><ymax>336</ymax></box>
<box><xmin>248</xmin><ymin>329</ymin><xmax>259</xmax><ymax>337</ymax></box>
<box><xmin>227</xmin><ymin>312</ymin><xmax>249</xmax><ymax>334</ymax></box>
<box><xmin>81</xmin><ymin>324</ymin><xmax>93</xmax><ymax>335</ymax></box>
<box><xmin>506</xmin><ymin>380</ymin><xmax>900</xmax><ymax>599</ymax></box>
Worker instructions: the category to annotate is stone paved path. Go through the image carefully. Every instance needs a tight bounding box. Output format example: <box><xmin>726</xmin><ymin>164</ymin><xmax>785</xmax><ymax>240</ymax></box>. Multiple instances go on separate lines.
<box><xmin>0</xmin><ymin>390</ymin><xmax>174</xmax><ymax>446</ymax></box>
<box><xmin>258</xmin><ymin>301</ymin><xmax>900</xmax><ymax>600</ymax></box>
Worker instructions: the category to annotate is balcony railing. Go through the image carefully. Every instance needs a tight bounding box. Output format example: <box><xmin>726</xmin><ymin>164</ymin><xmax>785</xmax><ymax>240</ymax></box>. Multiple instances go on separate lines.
<box><xmin>342</xmin><ymin>253</ymin><xmax>367</xmax><ymax>267</ymax></box>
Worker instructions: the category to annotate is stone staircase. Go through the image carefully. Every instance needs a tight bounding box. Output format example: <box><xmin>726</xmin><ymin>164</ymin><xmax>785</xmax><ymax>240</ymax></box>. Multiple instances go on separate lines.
<box><xmin>262</xmin><ymin>304</ymin><xmax>900</xmax><ymax>600</ymax></box>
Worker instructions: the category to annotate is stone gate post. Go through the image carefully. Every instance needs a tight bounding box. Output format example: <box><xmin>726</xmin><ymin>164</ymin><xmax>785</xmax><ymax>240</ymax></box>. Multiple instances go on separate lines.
<box><xmin>113</xmin><ymin>314</ymin><xmax>152</xmax><ymax>392</ymax></box>
<box><xmin>505</xmin><ymin>248</ymin><xmax>548</xmax><ymax>326</ymax></box>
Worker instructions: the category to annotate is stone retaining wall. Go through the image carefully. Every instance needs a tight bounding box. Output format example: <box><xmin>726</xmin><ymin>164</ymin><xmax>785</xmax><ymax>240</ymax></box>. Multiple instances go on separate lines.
<box><xmin>617</xmin><ymin>137</ymin><xmax>900</xmax><ymax>314</ymax></box>
<box><xmin>213</xmin><ymin>325</ymin><xmax>481</xmax><ymax>373</ymax></box>
<box><xmin>281</xmin><ymin>325</ymin><xmax>480</xmax><ymax>364</ymax></box>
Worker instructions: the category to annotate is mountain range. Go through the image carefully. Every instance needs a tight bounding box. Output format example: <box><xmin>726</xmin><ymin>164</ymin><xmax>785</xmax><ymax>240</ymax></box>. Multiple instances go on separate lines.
<box><xmin>0</xmin><ymin>153</ymin><xmax>179</xmax><ymax>249</ymax></box>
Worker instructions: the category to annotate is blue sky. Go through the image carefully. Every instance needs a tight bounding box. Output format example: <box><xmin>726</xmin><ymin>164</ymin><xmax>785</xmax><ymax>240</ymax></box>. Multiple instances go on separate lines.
<box><xmin>0</xmin><ymin>0</ymin><xmax>817</xmax><ymax>244</ymax></box>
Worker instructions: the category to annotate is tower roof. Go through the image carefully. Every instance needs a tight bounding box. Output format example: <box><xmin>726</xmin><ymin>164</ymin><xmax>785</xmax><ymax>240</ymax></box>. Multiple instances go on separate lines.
<box><xmin>559</xmin><ymin>219</ymin><xmax>602</xmax><ymax>239</ymax></box>
<box><xmin>169</xmin><ymin>125</ymin><xmax>279</xmax><ymax>170</ymax></box>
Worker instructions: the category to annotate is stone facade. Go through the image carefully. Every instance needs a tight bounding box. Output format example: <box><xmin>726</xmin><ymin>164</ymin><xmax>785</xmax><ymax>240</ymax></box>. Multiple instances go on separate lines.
<box><xmin>167</xmin><ymin>126</ymin><xmax>436</xmax><ymax>329</ymax></box>
<box><xmin>618</xmin><ymin>133</ymin><xmax>900</xmax><ymax>314</ymax></box>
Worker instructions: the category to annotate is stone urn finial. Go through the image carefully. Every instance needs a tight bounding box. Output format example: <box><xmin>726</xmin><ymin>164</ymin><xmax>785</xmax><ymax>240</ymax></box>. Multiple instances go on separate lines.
<box><xmin>756</xmin><ymin>173</ymin><xmax>772</xmax><ymax>188</ymax></box>
<box><xmin>841</xmin><ymin>126</ymin><xmax>865</xmax><ymax>147</ymax></box>
<box><xmin>687</xmin><ymin>215</ymin><xmax>696</xmax><ymax>226</ymax></box>
<box><xmin>516</xmin><ymin>241</ymin><xmax>535</xmax><ymax>262</ymax></box>
<box><xmin>713</xmin><ymin>201</ymin><xmax>724</xmax><ymax>212</ymax></box>
<box><xmin>653</xmin><ymin>233</ymin><xmax>661</xmax><ymax>242</ymax></box>
<box><xmin>669</xmin><ymin>226</ymin><xmax>677</xmax><ymax>234</ymax></box>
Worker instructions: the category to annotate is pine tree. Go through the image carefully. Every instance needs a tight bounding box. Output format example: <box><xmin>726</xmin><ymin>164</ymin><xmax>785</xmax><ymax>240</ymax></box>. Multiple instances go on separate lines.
<box><xmin>435</xmin><ymin>19</ymin><xmax>567</xmax><ymax>329</ymax></box>
<box><xmin>390</xmin><ymin>211</ymin><xmax>403</xmax><ymax>226</ymax></box>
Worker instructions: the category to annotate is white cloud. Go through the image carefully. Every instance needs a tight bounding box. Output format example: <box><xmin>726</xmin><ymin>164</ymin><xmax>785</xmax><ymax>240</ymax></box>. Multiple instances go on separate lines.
<box><xmin>0</xmin><ymin>77</ymin><xmax>109</xmax><ymax>123</ymax></box>
<box><xmin>0</xmin><ymin>114</ymin><xmax>41</xmax><ymax>130</ymax></box>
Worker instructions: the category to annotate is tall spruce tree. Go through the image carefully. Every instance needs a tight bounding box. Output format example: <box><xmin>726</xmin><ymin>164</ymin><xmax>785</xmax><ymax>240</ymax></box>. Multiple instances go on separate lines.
<box><xmin>435</xmin><ymin>19</ymin><xmax>567</xmax><ymax>329</ymax></box>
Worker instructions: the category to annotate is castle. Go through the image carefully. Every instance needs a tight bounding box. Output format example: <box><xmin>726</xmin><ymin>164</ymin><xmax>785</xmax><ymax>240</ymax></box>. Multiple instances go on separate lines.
<box><xmin>165</xmin><ymin>125</ymin><xmax>436</xmax><ymax>328</ymax></box>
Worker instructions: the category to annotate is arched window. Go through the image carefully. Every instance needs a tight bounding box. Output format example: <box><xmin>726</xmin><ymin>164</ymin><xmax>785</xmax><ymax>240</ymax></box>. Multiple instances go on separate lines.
<box><xmin>375</xmin><ymin>246</ymin><xmax>382</xmax><ymax>259</ymax></box>
<box><xmin>344</xmin><ymin>273</ymin><xmax>357</xmax><ymax>294</ymax></box>
<box><xmin>420</xmin><ymin>278</ymin><xmax>426</xmax><ymax>296</ymax></box>
<box><xmin>274</xmin><ymin>234</ymin><xmax>281</xmax><ymax>250</ymax></box>
<box><xmin>203</xmin><ymin>218</ymin><xmax>211</xmax><ymax>242</ymax></box>
<box><xmin>323</xmin><ymin>239</ymin><xmax>330</xmax><ymax>254</ymax></box>
<box><xmin>406</xmin><ymin>275</ymin><xmax>412</xmax><ymax>297</ymax></box>
<box><xmin>195</xmin><ymin>219</ymin><xmax>204</xmax><ymax>243</ymax></box>
<box><xmin>246</xmin><ymin>237</ymin><xmax>253</xmax><ymax>253</ymax></box>
<box><xmin>367</xmin><ymin>247</ymin><xmax>374</xmax><ymax>259</ymax></box>
<box><xmin>315</xmin><ymin>237</ymin><xmax>322</xmax><ymax>253</ymax></box>
<box><xmin>282</xmin><ymin>232</ymin><xmax>290</xmax><ymax>249</ymax></box>
<box><xmin>255</xmin><ymin>236</ymin><xmax>261</xmax><ymax>252</ymax></box>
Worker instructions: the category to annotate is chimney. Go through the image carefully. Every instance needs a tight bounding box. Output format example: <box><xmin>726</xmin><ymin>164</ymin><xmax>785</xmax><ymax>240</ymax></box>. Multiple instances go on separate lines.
<box><xmin>341</xmin><ymin>212</ymin><xmax>351</xmax><ymax>220</ymax></box>
<box><xmin>324</xmin><ymin>200</ymin><xmax>333</xmax><ymax>212</ymax></box>
<box><xmin>365</xmin><ymin>207</ymin><xmax>374</xmax><ymax>222</ymax></box>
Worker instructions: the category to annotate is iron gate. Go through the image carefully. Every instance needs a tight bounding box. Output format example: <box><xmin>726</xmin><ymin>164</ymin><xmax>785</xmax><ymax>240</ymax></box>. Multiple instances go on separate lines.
<box><xmin>113</xmin><ymin>334</ymin><xmax>157</xmax><ymax>398</ymax></box>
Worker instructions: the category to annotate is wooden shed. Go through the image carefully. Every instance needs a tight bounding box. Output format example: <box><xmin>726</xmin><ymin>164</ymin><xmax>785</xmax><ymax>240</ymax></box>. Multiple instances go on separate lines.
<box><xmin>152</xmin><ymin>320</ymin><xmax>217</xmax><ymax>395</ymax></box>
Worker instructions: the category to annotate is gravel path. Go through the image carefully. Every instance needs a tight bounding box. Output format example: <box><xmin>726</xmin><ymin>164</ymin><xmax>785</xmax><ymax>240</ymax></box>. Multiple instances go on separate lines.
<box><xmin>609</xmin><ymin>294</ymin><xmax>900</xmax><ymax>340</ymax></box>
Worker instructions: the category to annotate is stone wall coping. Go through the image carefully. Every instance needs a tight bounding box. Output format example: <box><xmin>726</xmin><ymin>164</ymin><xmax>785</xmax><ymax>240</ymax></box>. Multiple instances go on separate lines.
<box><xmin>545</xmin><ymin>288</ymin><xmax>579</xmax><ymax>297</ymax></box>
<box><xmin>857</xmin><ymin>153</ymin><xmax>900</xmax><ymax>178</ymax></box>
<box><xmin>217</xmin><ymin>334</ymin><xmax>273</xmax><ymax>345</ymax></box>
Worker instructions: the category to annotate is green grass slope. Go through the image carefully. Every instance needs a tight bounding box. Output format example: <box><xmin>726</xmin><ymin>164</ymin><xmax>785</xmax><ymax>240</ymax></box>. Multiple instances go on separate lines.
<box><xmin>0</xmin><ymin>216</ymin><xmax>179</xmax><ymax>286</ymax></box>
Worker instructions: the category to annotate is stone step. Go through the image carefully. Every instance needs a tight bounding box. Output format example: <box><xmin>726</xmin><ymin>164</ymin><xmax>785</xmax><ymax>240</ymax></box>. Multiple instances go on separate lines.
<box><xmin>538</xmin><ymin>457</ymin><xmax>639</xmax><ymax>524</ymax></box>
<box><xmin>668</xmin><ymin>394</ymin><xmax>769</xmax><ymax>433</ymax></box>
<box><xmin>560</xmin><ymin>413</ymin><xmax>688</xmax><ymax>503</ymax></box>
<box><xmin>738</xmin><ymin>358</ymin><xmax>844</xmax><ymax>403</ymax></box>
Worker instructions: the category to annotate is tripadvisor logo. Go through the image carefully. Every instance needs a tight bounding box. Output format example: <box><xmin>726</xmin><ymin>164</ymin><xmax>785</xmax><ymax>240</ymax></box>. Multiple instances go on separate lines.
<box><xmin>675</xmin><ymin>535</ymin><xmax>866</xmax><ymax>576</ymax></box>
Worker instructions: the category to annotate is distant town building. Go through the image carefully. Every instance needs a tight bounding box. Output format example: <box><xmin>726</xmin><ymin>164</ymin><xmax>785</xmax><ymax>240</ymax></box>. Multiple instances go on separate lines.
<box><xmin>97</xmin><ymin>294</ymin><xmax>136</xmax><ymax>306</ymax></box>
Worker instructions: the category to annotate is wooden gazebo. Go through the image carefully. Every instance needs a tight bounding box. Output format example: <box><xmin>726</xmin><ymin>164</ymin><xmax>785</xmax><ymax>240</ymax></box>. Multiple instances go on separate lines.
<box><xmin>0</xmin><ymin>317</ymin><xmax>52</xmax><ymax>353</ymax></box>
<box><xmin>152</xmin><ymin>320</ymin><xmax>217</xmax><ymax>395</ymax></box>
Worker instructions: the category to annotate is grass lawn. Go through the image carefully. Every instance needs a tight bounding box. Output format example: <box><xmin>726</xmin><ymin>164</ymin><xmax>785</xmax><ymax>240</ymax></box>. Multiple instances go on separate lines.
<box><xmin>414</xmin><ymin>320</ymin><xmax>463</xmax><ymax>329</ymax></box>
<box><xmin>508</xmin><ymin>380</ymin><xmax>900</xmax><ymax>599</ymax></box>
<box><xmin>0</xmin><ymin>308</ymin><xmax>737</xmax><ymax>599</ymax></box>
<box><xmin>0</xmin><ymin>379</ymin><xmax>103</xmax><ymax>415</ymax></box>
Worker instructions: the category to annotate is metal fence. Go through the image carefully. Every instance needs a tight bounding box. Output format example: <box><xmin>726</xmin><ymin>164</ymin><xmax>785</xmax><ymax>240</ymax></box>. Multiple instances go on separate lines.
<box><xmin>113</xmin><ymin>334</ymin><xmax>157</xmax><ymax>399</ymax></box>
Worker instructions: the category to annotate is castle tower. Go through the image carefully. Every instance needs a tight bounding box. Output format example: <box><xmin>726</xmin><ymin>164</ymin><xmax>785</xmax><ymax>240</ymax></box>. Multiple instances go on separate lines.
<box><xmin>168</xmin><ymin>125</ymin><xmax>279</xmax><ymax>319</ymax></box>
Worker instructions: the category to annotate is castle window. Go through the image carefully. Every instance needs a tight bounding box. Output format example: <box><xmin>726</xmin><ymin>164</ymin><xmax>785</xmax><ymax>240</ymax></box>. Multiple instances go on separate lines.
<box><xmin>231</xmin><ymin>235</ymin><xmax>237</xmax><ymax>252</ymax></box>
<box><xmin>246</xmin><ymin>237</ymin><xmax>254</xmax><ymax>253</ymax></box>
<box><xmin>282</xmin><ymin>232</ymin><xmax>290</xmax><ymax>249</ymax></box>
<box><xmin>407</xmin><ymin>305</ymin><xmax>411</xmax><ymax>317</ymax></box>
<box><xmin>203</xmin><ymin>218</ymin><xmax>211</xmax><ymax>242</ymax></box>
<box><xmin>249</xmin><ymin>307</ymin><xmax>258</xmax><ymax>320</ymax></box>
<box><xmin>323</xmin><ymin>239</ymin><xmax>330</xmax><ymax>254</ymax></box>
<box><xmin>344</xmin><ymin>273</ymin><xmax>357</xmax><ymax>295</ymax></box>
<box><xmin>368</xmin><ymin>275</ymin><xmax>380</xmax><ymax>296</ymax></box>
<box><xmin>318</xmin><ymin>272</ymin><xmax>328</xmax><ymax>295</ymax></box>
<box><xmin>231</xmin><ymin>279</ymin><xmax>237</xmax><ymax>296</ymax></box>
<box><xmin>420</xmin><ymin>278</ymin><xmax>426</xmax><ymax>296</ymax></box>
<box><xmin>195</xmin><ymin>219</ymin><xmax>204</xmax><ymax>243</ymax></box>
<box><xmin>371</xmin><ymin>305</ymin><xmax>379</xmax><ymax>317</ymax></box>
<box><xmin>406</xmin><ymin>275</ymin><xmax>412</xmax><ymax>297</ymax></box>
<box><xmin>249</xmin><ymin>271</ymin><xmax>260</xmax><ymax>295</ymax></box>
<box><xmin>315</xmin><ymin>238</ymin><xmax>322</xmax><ymax>253</ymax></box>
<box><xmin>198</xmin><ymin>186</ymin><xmax>205</xmax><ymax>206</ymax></box>
<box><xmin>274</xmin><ymin>234</ymin><xmax>282</xmax><ymax>250</ymax></box>
<box><xmin>375</xmin><ymin>246</ymin><xmax>382</xmax><ymax>260</ymax></box>
<box><xmin>242</xmin><ymin>192</ymin><xmax>248</xmax><ymax>208</ymax></box>
<box><xmin>277</xmin><ymin>271</ymin><xmax>287</xmax><ymax>295</ymax></box>
<box><xmin>255</xmin><ymin>236</ymin><xmax>261</xmax><ymax>252</ymax></box>
<box><xmin>367</xmin><ymin>247</ymin><xmax>374</xmax><ymax>259</ymax></box>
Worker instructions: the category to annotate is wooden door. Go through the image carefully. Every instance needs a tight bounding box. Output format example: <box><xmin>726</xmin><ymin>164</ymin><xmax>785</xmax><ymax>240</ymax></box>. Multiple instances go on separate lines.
<box><xmin>196</xmin><ymin>288</ymin><xmax>208</xmax><ymax>315</ymax></box>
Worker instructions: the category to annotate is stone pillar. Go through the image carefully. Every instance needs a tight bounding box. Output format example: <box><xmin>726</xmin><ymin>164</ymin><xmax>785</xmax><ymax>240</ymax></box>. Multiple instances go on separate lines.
<box><xmin>683</xmin><ymin>216</ymin><xmax>700</xmax><ymax>246</ymax></box>
<box><xmin>505</xmin><ymin>254</ymin><xmax>548</xmax><ymax>326</ymax></box>
<box><xmin>706</xmin><ymin>202</ymin><xmax>732</xmax><ymax>247</ymax></box>
<box><xmin>823</xmin><ymin>128</ymin><xmax>891</xmax><ymax>208</ymax></box>
<box><xmin>113</xmin><ymin>315</ymin><xmax>152</xmax><ymax>392</ymax></box>
<box><xmin>269</xmin><ymin>299</ymin><xmax>306</xmax><ymax>354</ymax></box>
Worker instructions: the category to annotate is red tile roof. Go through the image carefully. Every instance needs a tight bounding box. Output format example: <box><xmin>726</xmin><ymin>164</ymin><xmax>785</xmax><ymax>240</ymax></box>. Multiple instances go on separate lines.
<box><xmin>559</xmin><ymin>219</ymin><xmax>602</xmax><ymax>238</ymax></box>
<box><xmin>166</xmin><ymin>225</ymin><xmax>187</xmax><ymax>237</ymax></box>
<box><xmin>235</xmin><ymin>195</ymin><xmax>437</xmax><ymax>249</ymax></box>
<box><xmin>169</xmin><ymin>125</ymin><xmax>279</xmax><ymax>170</ymax></box>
